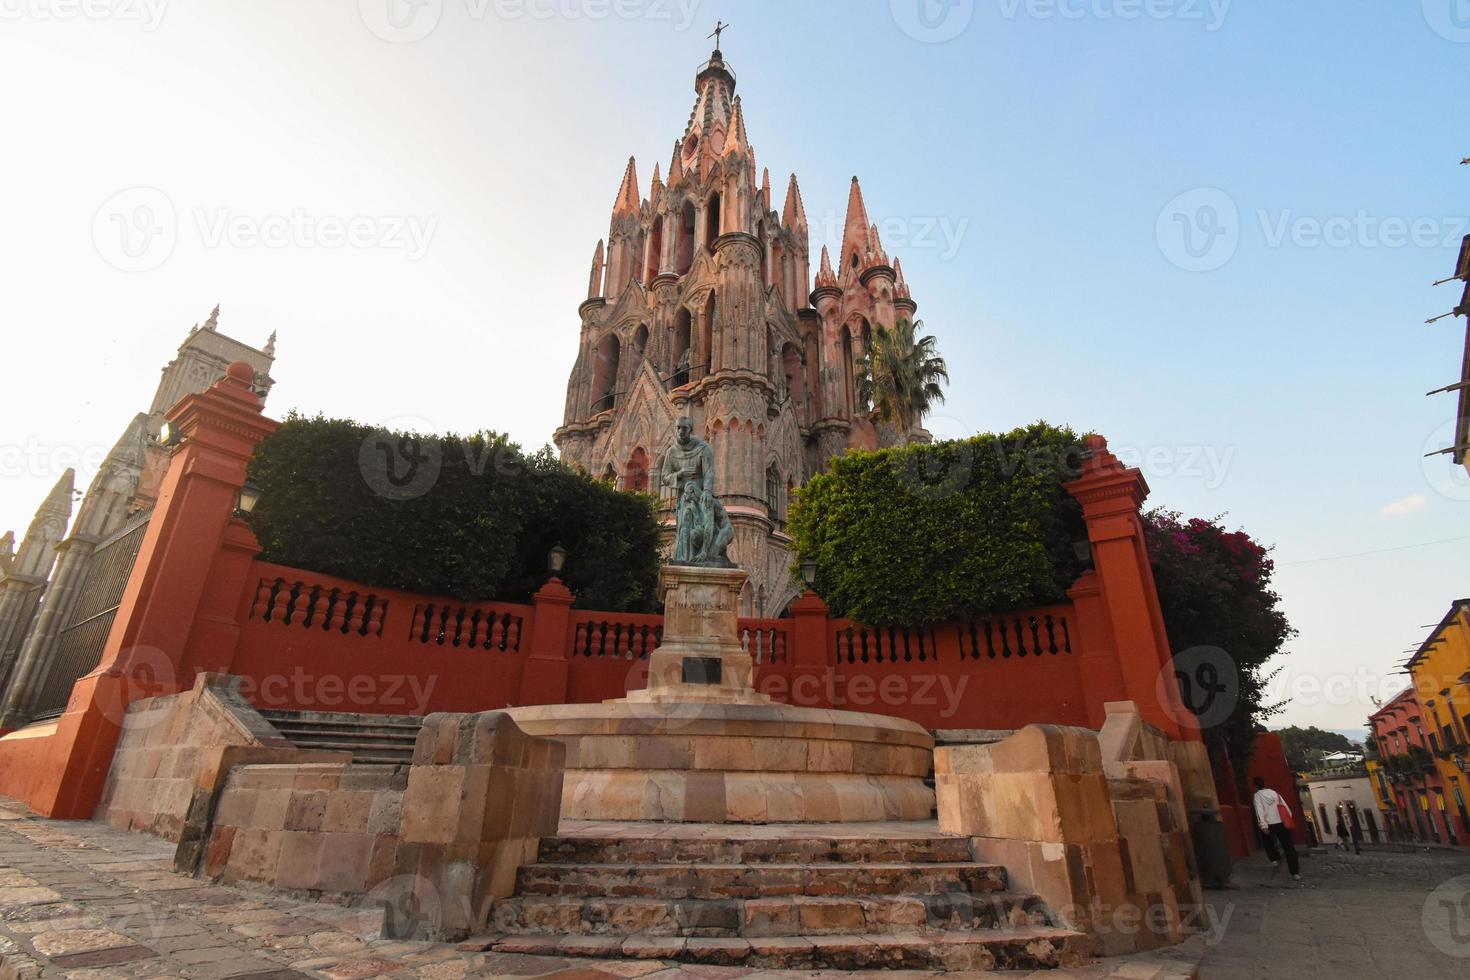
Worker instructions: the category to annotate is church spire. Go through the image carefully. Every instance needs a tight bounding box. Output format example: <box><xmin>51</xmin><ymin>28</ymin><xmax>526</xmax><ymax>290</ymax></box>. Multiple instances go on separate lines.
<box><xmin>38</xmin><ymin>469</ymin><xmax>75</xmax><ymax>520</ymax></box>
<box><xmin>0</xmin><ymin>531</ymin><xmax>13</xmax><ymax>575</ymax></box>
<box><xmin>612</xmin><ymin>157</ymin><xmax>640</xmax><ymax>218</ymax></box>
<box><xmin>840</xmin><ymin>176</ymin><xmax>872</xmax><ymax>271</ymax></box>
<box><xmin>723</xmin><ymin>96</ymin><xmax>748</xmax><ymax>156</ymax></box>
<box><xmin>782</xmin><ymin>173</ymin><xmax>807</xmax><ymax>231</ymax></box>
<box><xmin>204</xmin><ymin>304</ymin><xmax>220</xmax><ymax>330</ymax></box>
<box><xmin>264</xmin><ymin>331</ymin><xmax>277</xmax><ymax>357</ymax></box>
<box><xmin>815</xmin><ymin>245</ymin><xmax>838</xmax><ymax>289</ymax></box>
<box><xmin>587</xmin><ymin>239</ymin><xmax>605</xmax><ymax>300</ymax></box>
<box><xmin>669</xmin><ymin>140</ymin><xmax>685</xmax><ymax>184</ymax></box>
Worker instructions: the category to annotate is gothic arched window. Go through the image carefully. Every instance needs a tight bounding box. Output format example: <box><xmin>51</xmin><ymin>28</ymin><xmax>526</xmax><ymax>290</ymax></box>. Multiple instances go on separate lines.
<box><xmin>706</xmin><ymin>192</ymin><xmax>722</xmax><ymax>250</ymax></box>
<box><xmin>625</xmin><ymin>448</ymin><xmax>649</xmax><ymax>493</ymax></box>
<box><xmin>677</xmin><ymin>200</ymin><xmax>697</xmax><ymax>275</ymax></box>
<box><xmin>645</xmin><ymin>216</ymin><xmax>663</xmax><ymax>283</ymax></box>
<box><xmin>672</xmin><ymin>308</ymin><xmax>692</xmax><ymax>386</ymax></box>
<box><xmin>591</xmin><ymin>334</ymin><xmax>621</xmax><ymax>413</ymax></box>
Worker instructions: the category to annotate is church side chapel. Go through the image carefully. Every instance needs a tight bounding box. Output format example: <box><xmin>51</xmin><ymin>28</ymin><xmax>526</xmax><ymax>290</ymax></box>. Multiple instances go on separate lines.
<box><xmin>555</xmin><ymin>40</ymin><xmax>921</xmax><ymax>618</ymax></box>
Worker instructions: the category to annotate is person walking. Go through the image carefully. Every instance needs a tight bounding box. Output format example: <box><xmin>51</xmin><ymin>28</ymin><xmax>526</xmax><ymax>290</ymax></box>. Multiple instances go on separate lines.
<box><xmin>1334</xmin><ymin>812</ymin><xmax>1353</xmax><ymax>853</ymax></box>
<box><xmin>1252</xmin><ymin>777</ymin><xmax>1301</xmax><ymax>881</ymax></box>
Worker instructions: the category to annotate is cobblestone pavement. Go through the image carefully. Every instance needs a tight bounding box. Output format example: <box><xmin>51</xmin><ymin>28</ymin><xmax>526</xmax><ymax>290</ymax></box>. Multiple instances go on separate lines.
<box><xmin>0</xmin><ymin>796</ymin><xmax>1207</xmax><ymax>979</ymax></box>
<box><xmin>1198</xmin><ymin>844</ymin><xmax>1470</xmax><ymax>979</ymax></box>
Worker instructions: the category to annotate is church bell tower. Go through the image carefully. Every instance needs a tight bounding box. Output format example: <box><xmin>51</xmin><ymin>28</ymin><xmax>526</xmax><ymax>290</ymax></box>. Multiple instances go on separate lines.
<box><xmin>555</xmin><ymin>41</ymin><xmax>924</xmax><ymax>616</ymax></box>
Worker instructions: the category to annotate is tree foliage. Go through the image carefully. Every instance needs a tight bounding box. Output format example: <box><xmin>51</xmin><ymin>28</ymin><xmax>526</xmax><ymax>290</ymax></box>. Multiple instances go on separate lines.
<box><xmin>788</xmin><ymin>423</ymin><xmax>1089</xmax><ymax>626</ymax></box>
<box><xmin>855</xmin><ymin>319</ymin><xmax>949</xmax><ymax>441</ymax></box>
<box><xmin>1143</xmin><ymin>510</ymin><xmax>1295</xmax><ymax>779</ymax></box>
<box><xmin>1276</xmin><ymin>725</ymin><xmax>1361</xmax><ymax>772</ymax></box>
<box><xmin>245</xmin><ymin>414</ymin><xmax>661</xmax><ymax>611</ymax></box>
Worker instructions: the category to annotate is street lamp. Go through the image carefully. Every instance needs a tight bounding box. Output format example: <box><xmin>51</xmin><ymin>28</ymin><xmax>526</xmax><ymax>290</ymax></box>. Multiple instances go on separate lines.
<box><xmin>547</xmin><ymin>544</ymin><xmax>568</xmax><ymax>577</ymax></box>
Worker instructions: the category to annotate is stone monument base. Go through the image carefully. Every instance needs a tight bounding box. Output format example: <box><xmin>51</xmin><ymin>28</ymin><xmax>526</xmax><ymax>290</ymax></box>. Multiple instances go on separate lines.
<box><xmin>508</xmin><ymin>564</ymin><xmax>936</xmax><ymax>823</ymax></box>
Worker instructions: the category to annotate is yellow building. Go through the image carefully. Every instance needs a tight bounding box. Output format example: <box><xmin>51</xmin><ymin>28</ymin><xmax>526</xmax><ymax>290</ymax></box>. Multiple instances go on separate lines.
<box><xmin>1407</xmin><ymin>598</ymin><xmax>1470</xmax><ymax>843</ymax></box>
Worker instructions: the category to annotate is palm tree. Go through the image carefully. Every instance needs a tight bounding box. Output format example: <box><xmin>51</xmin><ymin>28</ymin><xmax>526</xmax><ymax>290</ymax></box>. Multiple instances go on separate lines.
<box><xmin>855</xmin><ymin>319</ymin><xmax>949</xmax><ymax>442</ymax></box>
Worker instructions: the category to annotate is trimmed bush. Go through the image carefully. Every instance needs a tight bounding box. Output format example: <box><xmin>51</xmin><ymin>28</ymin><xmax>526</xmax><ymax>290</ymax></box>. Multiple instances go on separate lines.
<box><xmin>789</xmin><ymin>422</ymin><xmax>1089</xmax><ymax>626</ymax></box>
<box><xmin>245</xmin><ymin>414</ymin><xmax>661</xmax><ymax>611</ymax></box>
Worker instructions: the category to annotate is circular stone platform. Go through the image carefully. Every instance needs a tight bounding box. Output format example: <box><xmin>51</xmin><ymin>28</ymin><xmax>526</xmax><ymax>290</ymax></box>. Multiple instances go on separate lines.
<box><xmin>506</xmin><ymin>700</ymin><xmax>936</xmax><ymax>823</ymax></box>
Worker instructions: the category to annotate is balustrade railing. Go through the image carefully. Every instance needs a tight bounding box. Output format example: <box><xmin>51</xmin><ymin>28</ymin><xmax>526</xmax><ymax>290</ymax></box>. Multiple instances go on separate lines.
<box><xmin>956</xmin><ymin>608</ymin><xmax>1072</xmax><ymax>660</ymax></box>
<box><xmin>250</xmin><ymin>576</ymin><xmax>387</xmax><ymax>638</ymax></box>
<box><xmin>409</xmin><ymin>602</ymin><xmax>524</xmax><ymax>652</ymax></box>
<box><xmin>569</xmin><ymin>613</ymin><xmax>664</xmax><ymax>660</ymax></box>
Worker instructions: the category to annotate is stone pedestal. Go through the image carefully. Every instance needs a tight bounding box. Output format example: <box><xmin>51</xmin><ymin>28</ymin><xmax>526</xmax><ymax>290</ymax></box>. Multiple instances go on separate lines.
<box><xmin>625</xmin><ymin>565</ymin><xmax>768</xmax><ymax>705</ymax></box>
<box><xmin>508</xmin><ymin>563</ymin><xmax>936</xmax><ymax>823</ymax></box>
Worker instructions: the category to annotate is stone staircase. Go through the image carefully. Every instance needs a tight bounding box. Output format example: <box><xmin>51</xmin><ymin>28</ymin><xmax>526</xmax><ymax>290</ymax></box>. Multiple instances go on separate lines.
<box><xmin>256</xmin><ymin>709</ymin><xmax>423</xmax><ymax>765</ymax></box>
<box><xmin>485</xmin><ymin>827</ymin><xmax>1090</xmax><ymax>971</ymax></box>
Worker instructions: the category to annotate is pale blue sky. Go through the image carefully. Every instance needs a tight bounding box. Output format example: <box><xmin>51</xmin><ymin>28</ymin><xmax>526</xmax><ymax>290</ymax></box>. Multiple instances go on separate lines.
<box><xmin>1</xmin><ymin>0</ymin><xmax>1465</xmax><ymax>733</ymax></box>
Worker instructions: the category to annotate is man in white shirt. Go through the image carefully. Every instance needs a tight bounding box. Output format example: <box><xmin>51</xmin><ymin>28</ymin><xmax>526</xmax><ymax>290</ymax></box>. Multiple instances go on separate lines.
<box><xmin>1252</xmin><ymin>776</ymin><xmax>1301</xmax><ymax>880</ymax></box>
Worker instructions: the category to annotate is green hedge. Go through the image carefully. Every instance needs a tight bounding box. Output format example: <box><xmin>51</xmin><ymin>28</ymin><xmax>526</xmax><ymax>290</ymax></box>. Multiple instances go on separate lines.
<box><xmin>788</xmin><ymin>422</ymin><xmax>1089</xmax><ymax>626</ymax></box>
<box><xmin>245</xmin><ymin>414</ymin><xmax>661</xmax><ymax>611</ymax></box>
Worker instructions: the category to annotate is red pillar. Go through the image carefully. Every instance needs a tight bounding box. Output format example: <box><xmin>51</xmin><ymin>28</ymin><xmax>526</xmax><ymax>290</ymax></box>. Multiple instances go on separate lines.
<box><xmin>789</xmin><ymin>590</ymin><xmax>832</xmax><ymax>709</ymax></box>
<box><xmin>1067</xmin><ymin>570</ymin><xmax>1128</xmax><ymax>730</ymax></box>
<box><xmin>1064</xmin><ymin>435</ymin><xmax>1193</xmax><ymax>741</ymax></box>
<box><xmin>18</xmin><ymin>362</ymin><xmax>278</xmax><ymax>818</ymax></box>
<box><xmin>517</xmin><ymin>578</ymin><xmax>574</xmax><ymax>705</ymax></box>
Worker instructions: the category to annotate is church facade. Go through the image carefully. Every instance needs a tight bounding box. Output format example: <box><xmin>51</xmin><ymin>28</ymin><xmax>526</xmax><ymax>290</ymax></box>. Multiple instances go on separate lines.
<box><xmin>0</xmin><ymin>308</ymin><xmax>275</xmax><ymax>727</ymax></box>
<box><xmin>555</xmin><ymin>47</ymin><xmax>921</xmax><ymax>617</ymax></box>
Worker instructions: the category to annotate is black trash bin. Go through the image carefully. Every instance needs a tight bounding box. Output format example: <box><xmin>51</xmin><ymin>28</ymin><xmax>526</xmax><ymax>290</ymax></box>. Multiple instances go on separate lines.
<box><xmin>1191</xmin><ymin>805</ymin><xmax>1234</xmax><ymax>889</ymax></box>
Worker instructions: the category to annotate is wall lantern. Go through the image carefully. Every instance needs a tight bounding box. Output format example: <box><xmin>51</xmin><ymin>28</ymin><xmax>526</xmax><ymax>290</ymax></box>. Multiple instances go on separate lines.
<box><xmin>1072</xmin><ymin>539</ymin><xmax>1094</xmax><ymax>569</ymax></box>
<box><xmin>235</xmin><ymin>482</ymin><xmax>263</xmax><ymax>518</ymax></box>
<box><xmin>157</xmin><ymin>421</ymin><xmax>183</xmax><ymax>449</ymax></box>
<box><xmin>799</xmin><ymin>559</ymin><xmax>818</xmax><ymax>590</ymax></box>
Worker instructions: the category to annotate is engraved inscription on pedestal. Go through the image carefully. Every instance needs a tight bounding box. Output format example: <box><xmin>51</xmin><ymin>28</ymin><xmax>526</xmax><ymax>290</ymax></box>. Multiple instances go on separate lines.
<box><xmin>682</xmin><ymin>657</ymin><xmax>722</xmax><ymax>685</ymax></box>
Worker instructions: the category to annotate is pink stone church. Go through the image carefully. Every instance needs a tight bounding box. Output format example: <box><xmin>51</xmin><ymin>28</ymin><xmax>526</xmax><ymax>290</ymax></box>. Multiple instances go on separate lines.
<box><xmin>555</xmin><ymin>46</ymin><xmax>921</xmax><ymax>618</ymax></box>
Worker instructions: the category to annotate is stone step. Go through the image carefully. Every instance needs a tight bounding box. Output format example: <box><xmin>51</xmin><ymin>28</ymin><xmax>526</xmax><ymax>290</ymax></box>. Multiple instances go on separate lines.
<box><xmin>490</xmin><ymin>927</ymin><xmax>1090</xmax><ymax>971</ymax></box>
<box><xmin>537</xmin><ymin>833</ymin><xmax>976</xmax><ymax>866</ymax></box>
<box><xmin>490</xmin><ymin>891</ymin><xmax>1050</xmax><ymax>938</ymax></box>
<box><xmin>267</xmin><ymin>726</ymin><xmax>420</xmax><ymax>741</ymax></box>
<box><xmin>515</xmin><ymin>861</ymin><xmax>1007</xmax><ymax>899</ymax></box>
<box><xmin>256</xmin><ymin>710</ymin><xmax>423</xmax><ymax>765</ymax></box>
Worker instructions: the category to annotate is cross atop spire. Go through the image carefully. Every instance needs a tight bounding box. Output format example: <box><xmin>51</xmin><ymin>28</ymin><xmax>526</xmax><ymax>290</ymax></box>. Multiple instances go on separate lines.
<box><xmin>708</xmin><ymin>19</ymin><xmax>729</xmax><ymax>50</ymax></box>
